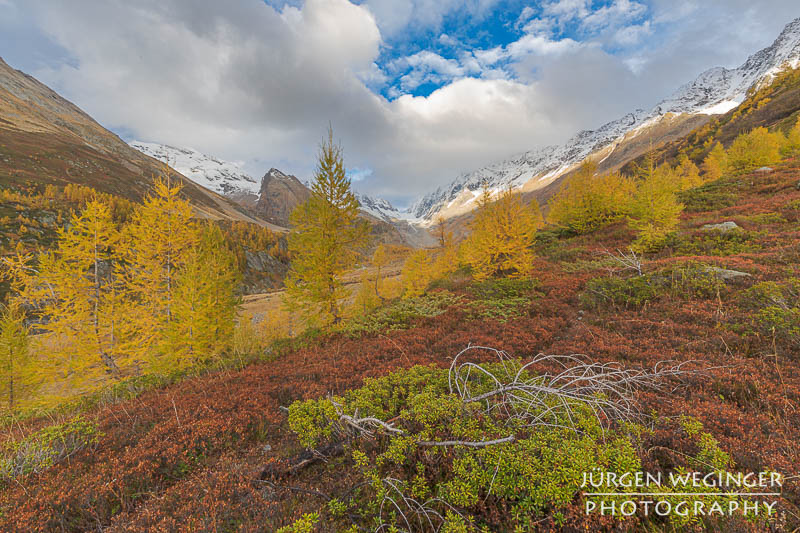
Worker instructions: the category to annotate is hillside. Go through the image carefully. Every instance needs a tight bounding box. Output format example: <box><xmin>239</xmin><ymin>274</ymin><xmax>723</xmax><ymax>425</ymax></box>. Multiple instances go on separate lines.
<box><xmin>0</xmin><ymin>57</ymin><xmax>263</xmax><ymax>225</ymax></box>
<box><xmin>2</xmin><ymin>148</ymin><xmax>799</xmax><ymax>530</ymax></box>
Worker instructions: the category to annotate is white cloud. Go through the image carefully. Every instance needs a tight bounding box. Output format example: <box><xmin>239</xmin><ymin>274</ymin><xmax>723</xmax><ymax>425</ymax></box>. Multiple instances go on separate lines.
<box><xmin>5</xmin><ymin>0</ymin><xmax>800</xmax><ymax>205</ymax></box>
<box><xmin>507</xmin><ymin>34</ymin><xmax>581</xmax><ymax>59</ymax></box>
<box><xmin>580</xmin><ymin>0</ymin><xmax>647</xmax><ymax>32</ymax></box>
<box><xmin>363</xmin><ymin>0</ymin><xmax>499</xmax><ymax>38</ymax></box>
<box><xmin>613</xmin><ymin>20</ymin><xmax>652</xmax><ymax>46</ymax></box>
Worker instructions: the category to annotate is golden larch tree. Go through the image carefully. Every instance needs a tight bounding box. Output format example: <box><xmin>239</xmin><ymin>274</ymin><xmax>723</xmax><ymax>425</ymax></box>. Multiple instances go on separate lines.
<box><xmin>122</xmin><ymin>170</ymin><xmax>197</xmax><ymax>362</ymax></box>
<box><xmin>548</xmin><ymin>161</ymin><xmax>633</xmax><ymax>234</ymax></box>
<box><xmin>167</xmin><ymin>222</ymin><xmax>240</xmax><ymax>370</ymax></box>
<box><xmin>727</xmin><ymin>127</ymin><xmax>784</xmax><ymax>171</ymax></box>
<box><xmin>702</xmin><ymin>142</ymin><xmax>728</xmax><ymax>181</ymax></box>
<box><xmin>462</xmin><ymin>185</ymin><xmax>542</xmax><ymax>280</ymax></box>
<box><xmin>627</xmin><ymin>154</ymin><xmax>684</xmax><ymax>252</ymax></box>
<box><xmin>675</xmin><ymin>155</ymin><xmax>702</xmax><ymax>190</ymax></box>
<box><xmin>401</xmin><ymin>249</ymin><xmax>434</xmax><ymax>298</ymax></box>
<box><xmin>2</xmin><ymin>199</ymin><xmax>125</xmax><ymax>391</ymax></box>
<box><xmin>0</xmin><ymin>302</ymin><xmax>34</xmax><ymax>412</ymax></box>
<box><xmin>285</xmin><ymin>128</ymin><xmax>370</xmax><ymax>326</ymax></box>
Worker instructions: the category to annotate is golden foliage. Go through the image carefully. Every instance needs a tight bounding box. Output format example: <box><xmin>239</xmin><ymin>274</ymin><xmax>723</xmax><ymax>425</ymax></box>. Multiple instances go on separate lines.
<box><xmin>461</xmin><ymin>186</ymin><xmax>542</xmax><ymax>280</ymax></box>
<box><xmin>727</xmin><ymin>127</ymin><xmax>785</xmax><ymax>172</ymax></box>
<box><xmin>702</xmin><ymin>142</ymin><xmax>728</xmax><ymax>181</ymax></box>
<box><xmin>122</xmin><ymin>170</ymin><xmax>198</xmax><ymax>362</ymax></box>
<box><xmin>547</xmin><ymin>161</ymin><xmax>634</xmax><ymax>234</ymax></box>
<box><xmin>2</xmin><ymin>168</ymin><xmax>241</xmax><ymax>403</ymax></box>
<box><xmin>627</xmin><ymin>155</ymin><xmax>684</xmax><ymax>252</ymax></box>
<box><xmin>0</xmin><ymin>302</ymin><xmax>35</xmax><ymax>412</ymax></box>
<box><xmin>401</xmin><ymin>249</ymin><xmax>434</xmax><ymax>298</ymax></box>
<box><xmin>285</xmin><ymin>128</ymin><xmax>370</xmax><ymax>326</ymax></box>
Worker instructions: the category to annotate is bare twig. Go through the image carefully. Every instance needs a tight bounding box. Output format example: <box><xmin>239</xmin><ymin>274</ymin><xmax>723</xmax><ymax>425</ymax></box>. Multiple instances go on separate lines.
<box><xmin>599</xmin><ymin>247</ymin><xmax>644</xmax><ymax>276</ymax></box>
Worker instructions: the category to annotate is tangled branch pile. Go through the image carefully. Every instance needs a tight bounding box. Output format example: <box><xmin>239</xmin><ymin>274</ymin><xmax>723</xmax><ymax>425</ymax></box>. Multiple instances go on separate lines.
<box><xmin>281</xmin><ymin>346</ymin><xmax>716</xmax><ymax>532</ymax></box>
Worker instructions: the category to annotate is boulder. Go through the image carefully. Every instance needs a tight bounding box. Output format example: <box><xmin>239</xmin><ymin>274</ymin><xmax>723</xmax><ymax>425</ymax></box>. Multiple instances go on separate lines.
<box><xmin>704</xmin><ymin>266</ymin><xmax>751</xmax><ymax>282</ymax></box>
<box><xmin>702</xmin><ymin>221</ymin><xmax>740</xmax><ymax>233</ymax></box>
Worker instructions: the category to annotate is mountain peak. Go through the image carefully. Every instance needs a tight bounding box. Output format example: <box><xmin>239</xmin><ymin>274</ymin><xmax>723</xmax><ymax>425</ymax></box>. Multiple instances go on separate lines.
<box><xmin>411</xmin><ymin>16</ymin><xmax>800</xmax><ymax>222</ymax></box>
<box><xmin>255</xmin><ymin>168</ymin><xmax>311</xmax><ymax>227</ymax></box>
<box><xmin>129</xmin><ymin>141</ymin><xmax>259</xmax><ymax>197</ymax></box>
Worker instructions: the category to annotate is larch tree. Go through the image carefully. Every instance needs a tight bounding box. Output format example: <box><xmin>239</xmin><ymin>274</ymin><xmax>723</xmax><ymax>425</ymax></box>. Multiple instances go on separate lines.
<box><xmin>285</xmin><ymin>128</ymin><xmax>370</xmax><ymax>326</ymax></box>
<box><xmin>675</xmin><ymin>155</ymin><xmax>702</xmax><ymax>190</ymax></box>
<box><xmin>0</xmin><ymin>302</ymin><xmax>33</xmax><ymax>412</ymax></box>
<box><xmin>627</xmin><ymin>154</ymin><xmax>684</xmax><ymax>252</ymax></box>
<box><xmin>430</xmin><ymin>216</ymin><xmax>458</xmax><ymax>281</ymax></box>
<box><xmin>1</xmin><ymin>199</ymin><xmax>124</xmax><ymax>391</ymax></box>
<box><xmin>702</xmin><ymin>142</ymin><xmax>728</xmax><ymax>181</ymax></box>
<box><xmin>782</xmin><ymin>116</ymin><xmax>800</xmax><ymax>155</ymax></box>
<box><xmin>547</xmin><ymin>161</ymin><xmax>633</xmax><ymax>234</ymax></box>
<box><xmin>727</xmin><ymin>127</ymin><xmax>784</xmax><ymax>171</ymax></box>
<box><xmin>462</xmin><ymin>185</ymin><xmax>542</xmax><ymax>280</ymax></box>
<box><xmin>54</xmin><ymin>199</ymin><xmax>123</xmax><ymax>375</ymax></box>
<box><xmin>401</xmin><ymin>249</ymin><xmax>434</xmax><ymax>298</ymax></box>
<box><xmin>168</xmin><ymin>222</ymin><xmax>240</xmax><ymax>370</ymax></box>
<box><xmin>371</xmin><ymin>244</ymin><xmax>389</xmax><ymax>303</ymax></box>
<box><xmin>122</xmin><ymin>169</ymin><xmax>197</xmax><ymax>362</ymax></box>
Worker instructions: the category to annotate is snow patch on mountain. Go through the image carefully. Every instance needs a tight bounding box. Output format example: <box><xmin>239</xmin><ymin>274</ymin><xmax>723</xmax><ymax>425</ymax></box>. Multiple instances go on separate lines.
<box><xmin>411</xmin><ymin>17</ymin><xmax>800</xmax><ymax>222</ymax></box>
<box><xmin>130</xmin><ymin>141</ymin><xmax>259</xmax><ymax>197</ymax></box>
<box><xmin>353</xmin><ymin>192</ymin><xmax>412</xmax><ymax>223</ymax></box>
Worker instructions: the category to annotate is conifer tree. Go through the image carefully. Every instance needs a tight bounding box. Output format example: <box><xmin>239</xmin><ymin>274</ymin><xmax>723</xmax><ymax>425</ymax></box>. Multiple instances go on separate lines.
<box><xmin>627</xmin><ymin>154</ymin><xmax>684</xmax><ymax>252</ymax></box>
<box><xmin>431</xmin><ymin>220</ymin><xmax>459</xmax><ymax>281</ymax></box>
<box><xmin>702</xmin><ymin>142</ymin><xmax>728</xmax><ymax>181</ymax></box>
<box><xmin>0</xmin><ymin>302</ymin><xmax>33</xmax><ymax>412</ymax></box>
<box><xmin>675</xmin><ymin>155</ymin><xmax>702</xmax><ymax>190</ymax></box>
<box><xmin>727</xmin><ymin>127</ymin><xmax>784</xmax><ymax>171</ymax></box>
<box><xmin>462</xmin><ymin>185</ymin><xmax>542</xmax><ymax>280</ymax></box>
<box><xmin>122</xmin><ymin>169</ymin><xmax>197</xmax><ymax>360</ymax></box>
<box><xmin>285</xmin><ymin>127</ymin><xmax>370</xmax><ymax>325</ymax></box>
<box><xmin>548</xmin><ymin>162</ymin><xmax>633</xmax><ymax>234</ymax></box>
<box><xmin>371</xmin><ymin>244</ymin><xmax>389</xmax><ymax>303</ymax></box>
<box><xmin>401</xmin><ymin>249</ymin><xmax>434</xmax><ymax>298</ymax></box>
<box><xmin>57</xmin><ymin>199</ymin><xmax>123</xmax><ymax>374</ymax></box>
<box><xmin>3</xmin><ymin>199</ymin><xmax>124</xmax><ymax>389</ymax></box>
<box><xmin>783</xmin><ymin>116</ymin><xmax>800</xmax><ymax>155</ymax></box>
<box><xmin>353</xmin><ymin>270</ymin><xmax>382</xmax><ymax>315</ymax></box>
<box><xmin>167</xmin><ymin>222</ymin><xmax>240</xmax><ymax>370</ymax></box>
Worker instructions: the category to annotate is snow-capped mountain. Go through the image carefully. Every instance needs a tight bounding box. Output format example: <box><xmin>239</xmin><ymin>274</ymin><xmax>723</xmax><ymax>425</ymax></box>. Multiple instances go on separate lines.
<box><xmin>354</xmin><ymin>192</ymin><xmax>406</xmax><ymax>223</ymax></box>
<box><xmin>130</xmin><ymin>141</ymin><xmax>260</xmax><ymax>197</ymax></box>
<box><xmin>411</xmin><ymin>17</ymin><xmax>800</xmax><ymax>222</ymax></box>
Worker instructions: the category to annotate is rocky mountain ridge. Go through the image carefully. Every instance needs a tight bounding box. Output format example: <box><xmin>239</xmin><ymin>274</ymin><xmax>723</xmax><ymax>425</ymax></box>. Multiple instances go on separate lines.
<box><xmin>409</xmin><ymin>17</ymin><xmax>800</xmax><ymax>221</ymax></box>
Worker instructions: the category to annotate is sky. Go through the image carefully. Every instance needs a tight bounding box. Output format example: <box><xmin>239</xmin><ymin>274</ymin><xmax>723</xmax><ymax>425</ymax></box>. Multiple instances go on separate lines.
<box><xmin>1</xmin><ymin>0</ymin><xmax>800</xmax><ymax>207</ymax></box>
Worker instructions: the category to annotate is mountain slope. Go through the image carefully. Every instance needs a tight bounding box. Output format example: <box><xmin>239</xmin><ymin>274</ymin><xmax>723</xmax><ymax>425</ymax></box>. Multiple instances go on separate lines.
<box><xmin>254</xmin><ymin>168</ymin><xmax>311</xmax><ymax>226</ymax></box>
<box><xmin>0</xmin><ymin>57</ymin><xmax>262</xmax><ymax>225</ymax></box>
<box><xmin>412</xmin><ymin>17</ymin><xmax>800</xmax><ymax>222</ymax></box>
<box><xmin>130</xmin><ymin>142</ymin><xmax>260</xmax><ymax>199</ymax></box>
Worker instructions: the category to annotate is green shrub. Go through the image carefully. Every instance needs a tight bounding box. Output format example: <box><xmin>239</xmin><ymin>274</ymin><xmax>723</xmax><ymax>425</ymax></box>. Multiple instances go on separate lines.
<box><xmin>581</xmin><ymin>262</ymin><xmax>726</xmax><ymax>309</ymax></box>
<box><xmin>0</xmin><ymin>416</ymin><xmax>101</xmax><ymax>482</ymax></box>
<box><xmin>739</xmin><ymin>279</ymin><xmax>800</xmax><ymax>354</ymax></box>
<box><xmin>288</xmin><ymin>362</ymin><xmax>641</xmax><ymax>530</ymax></box>
<box><xmin>276</xmin><ymin>512</ymin><xmax>319</xmax><ymax>533</ymax></box>
<box><xmin>744</xmin><ymin>212</ymin><xmax>787</xmax><ymax>225</ymax></box>
<box><xmin>677</xmin><ymin>179</ymin><xmax>737</xmax><ymax>212</ymax></box>
<box><xmin>670</xmin><ymin>228</ymin><xmax>762</xmax><ymax>256</ymax></box>
<box><xmin>464</xmin><ymin>278</ymin><xmax>540</xmax><ymax>322</ymax></box>
<box><xmin>286</xmin><ymin>360</ymin><xmax>750</xmax><ymax>531</ymax></box>
<box><xmin>341</xmin><ymin>291</ymin><xmax>461</xmax><ymax>337</ymax></box>
<box><xmin>582</xmin><ymin>275</ymin><xmax>659</xmax><ymax>309</ymax></box>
